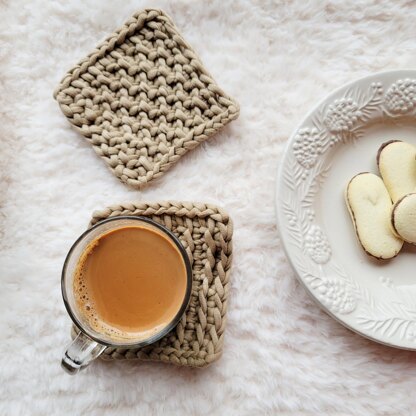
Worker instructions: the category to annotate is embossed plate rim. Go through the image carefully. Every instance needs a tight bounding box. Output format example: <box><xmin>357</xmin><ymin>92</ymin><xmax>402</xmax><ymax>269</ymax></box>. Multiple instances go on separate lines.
<box><xmin>276</xmin><ymin>69</ymin><xmax>416</xmax><ymax>350</ymax></box>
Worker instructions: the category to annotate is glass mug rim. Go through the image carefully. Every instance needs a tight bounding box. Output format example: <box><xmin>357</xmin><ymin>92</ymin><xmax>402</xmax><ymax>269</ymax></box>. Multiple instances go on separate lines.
<box><xmin>61</xmin><ymin>215</ymin><xmax>193</xmax><ymax>349</ymax></box>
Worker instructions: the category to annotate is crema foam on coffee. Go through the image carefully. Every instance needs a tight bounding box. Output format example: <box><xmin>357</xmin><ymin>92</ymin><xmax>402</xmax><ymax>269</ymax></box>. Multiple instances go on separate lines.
<box><xmin>73</xmin><ymin>225</ymin><xmax>187</xmax><ymax>341</ymax></box>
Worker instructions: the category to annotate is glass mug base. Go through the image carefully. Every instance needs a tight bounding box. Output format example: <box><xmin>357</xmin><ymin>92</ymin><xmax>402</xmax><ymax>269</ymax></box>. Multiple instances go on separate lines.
<box><xmin>61</xmin><ymin>216</ymin><xmax>193</xmax><ymax>374</ymax></box>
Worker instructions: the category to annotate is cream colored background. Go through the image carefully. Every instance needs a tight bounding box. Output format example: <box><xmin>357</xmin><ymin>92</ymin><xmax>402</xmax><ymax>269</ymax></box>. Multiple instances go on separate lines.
<box><xmin>1</xmin><ymin>0</ymin><xmax>416</xmax><ymax>414</ymax></box>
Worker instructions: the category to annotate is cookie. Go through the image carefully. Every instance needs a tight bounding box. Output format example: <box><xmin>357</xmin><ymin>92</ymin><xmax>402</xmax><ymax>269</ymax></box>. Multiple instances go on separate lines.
<box><xmin>391</xmin><ymin>193</ymin><xmax>416</xmax><ymax>245</ymax></box>
<box><xmin>377</xmin><ymin>140</ymin><xmax>416</xmax><ymax>203</ymax></box>
<box><xmin>346</xmin><ymin>172</ymin><xmax>403</xmax><ymax>260</ymax></box>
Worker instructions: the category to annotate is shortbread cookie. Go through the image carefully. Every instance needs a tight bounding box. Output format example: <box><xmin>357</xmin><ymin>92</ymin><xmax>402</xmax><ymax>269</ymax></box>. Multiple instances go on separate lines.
<box><xmin>346</xmin><ymin>173</ymin><xmax>403</xmax><ymax>260</ymax></box>
<box><xmin>377</xmin><ymin>140</ymin><xmax>416</xmax><ymax>203</ymax></box>
<box><xmin>391</xmin><ymin>193</ymin><xmax>416</xmax><ymax>245</ymax></box>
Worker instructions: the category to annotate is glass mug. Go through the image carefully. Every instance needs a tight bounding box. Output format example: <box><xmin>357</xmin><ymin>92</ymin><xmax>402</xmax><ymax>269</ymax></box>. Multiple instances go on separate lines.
<box><xmin>61</xmin><ymin>216</ymin><xmax>192</xmax><ymax>374</ymax></box>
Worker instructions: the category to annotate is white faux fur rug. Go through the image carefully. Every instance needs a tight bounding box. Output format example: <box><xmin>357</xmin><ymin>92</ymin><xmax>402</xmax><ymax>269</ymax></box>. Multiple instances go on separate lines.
<box><xmin>2</xmin><ymin>0</ymin><xmax>416</xmax><ymax>414</ymax></box>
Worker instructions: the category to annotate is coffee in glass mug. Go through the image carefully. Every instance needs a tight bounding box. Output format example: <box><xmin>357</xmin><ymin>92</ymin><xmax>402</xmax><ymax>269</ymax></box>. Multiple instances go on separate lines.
<box><xmin>61</xmin><ymin>216</ymin><xmax>192</xmax><ymax>374</ymax></box>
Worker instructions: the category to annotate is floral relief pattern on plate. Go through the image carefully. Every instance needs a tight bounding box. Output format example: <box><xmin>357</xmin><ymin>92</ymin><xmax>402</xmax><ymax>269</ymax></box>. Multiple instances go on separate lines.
<box><xmin>277</xmin><ymin>72</ymin><xmax>416</xmax><ymax>347</ymax></box>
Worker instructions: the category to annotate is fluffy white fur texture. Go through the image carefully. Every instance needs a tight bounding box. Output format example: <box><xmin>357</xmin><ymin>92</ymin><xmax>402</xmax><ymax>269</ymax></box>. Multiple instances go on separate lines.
<box><xmin>2</xmin><ymin>0</ymin><xmax>416</xmax><ymax>414</ymax></box>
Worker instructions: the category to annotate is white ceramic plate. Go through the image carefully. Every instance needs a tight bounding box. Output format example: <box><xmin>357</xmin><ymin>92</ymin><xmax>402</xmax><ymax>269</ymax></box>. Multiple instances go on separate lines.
<box><xmin>276</xmin><ymin>70</ymin><xmax>416</xmax><ymax>350</ymax></box>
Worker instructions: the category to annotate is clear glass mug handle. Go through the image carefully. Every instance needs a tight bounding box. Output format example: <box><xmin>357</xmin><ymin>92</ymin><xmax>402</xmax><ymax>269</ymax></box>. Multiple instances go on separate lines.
<box><xmin>61</xmin><ymin>331</ymin><xmax>106</xmax><ymax>374</ymax></box>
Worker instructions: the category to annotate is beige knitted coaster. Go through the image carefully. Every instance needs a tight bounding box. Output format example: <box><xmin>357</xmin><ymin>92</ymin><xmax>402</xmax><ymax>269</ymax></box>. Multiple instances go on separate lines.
<box><xmin>54</xmin><ymin>9</ymin><xmax>239</xmax><ymax>189</ymax></box>
<box><xmin>72</xmin><ymin>201</ymin><xmax>233</xmax><ymax>367</ymax></box>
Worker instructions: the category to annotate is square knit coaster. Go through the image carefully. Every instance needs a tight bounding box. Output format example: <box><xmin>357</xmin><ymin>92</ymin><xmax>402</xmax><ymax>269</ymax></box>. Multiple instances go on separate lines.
<box><xmin>72</xmin><ymin>201</ymin><xmax>233</xmax><ymax>368</ymax></box>
<box><xmin>54</xmin><ymin>9</ymin><xmax>239</xmax><ymax>188</ymax></box>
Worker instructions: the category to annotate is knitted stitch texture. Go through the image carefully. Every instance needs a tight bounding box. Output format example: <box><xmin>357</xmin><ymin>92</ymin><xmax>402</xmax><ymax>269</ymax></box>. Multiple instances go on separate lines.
<box><xmin>71</xmin><ymin>201</ymin><xmax>233</xmax><ymax>367</ymax></box>
<box><xmin>54</xmin><ymin>9</ymin><xmax>239</xmax><ymax>188</ymax></box>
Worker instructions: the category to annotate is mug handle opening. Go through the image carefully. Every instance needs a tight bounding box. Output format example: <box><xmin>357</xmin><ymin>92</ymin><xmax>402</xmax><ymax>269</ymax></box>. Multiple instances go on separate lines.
<box><xmin>61</xmin><ymin>331</ymin><xmax>106</xmax><ymax>375</ymax></box>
